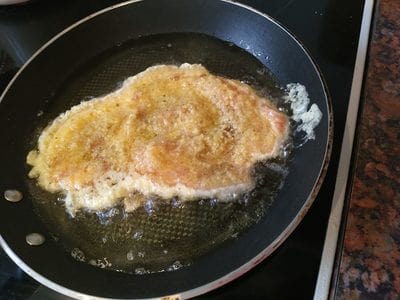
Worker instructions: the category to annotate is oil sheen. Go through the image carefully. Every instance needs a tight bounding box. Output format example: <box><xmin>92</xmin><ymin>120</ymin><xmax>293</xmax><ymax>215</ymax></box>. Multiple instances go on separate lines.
<box><xmin>27</xmin><ymin>33</ymin><xmax>293</xmax><ymax>274</ymax></box>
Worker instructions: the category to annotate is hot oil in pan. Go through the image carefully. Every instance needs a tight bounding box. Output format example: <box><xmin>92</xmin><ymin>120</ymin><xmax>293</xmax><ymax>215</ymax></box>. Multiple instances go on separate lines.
<box><xmin>27</xmin><ymin>33</ymin><xmax>292</xmax><ymax>274</ymax></box>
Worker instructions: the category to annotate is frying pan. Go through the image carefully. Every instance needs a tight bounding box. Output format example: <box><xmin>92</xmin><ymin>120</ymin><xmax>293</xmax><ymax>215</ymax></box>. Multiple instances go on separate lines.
<box><xmin>0</xmin><ymin>0</ymin><xmax>332</xmax><ymax>298</ymax></box>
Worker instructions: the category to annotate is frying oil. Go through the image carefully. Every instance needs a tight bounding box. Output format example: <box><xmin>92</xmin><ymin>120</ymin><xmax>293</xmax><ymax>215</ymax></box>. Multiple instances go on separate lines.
<box><xmin>27</xmin><ymin>33</ymin><xmax>294</xmax><ymax>274</ymax></box>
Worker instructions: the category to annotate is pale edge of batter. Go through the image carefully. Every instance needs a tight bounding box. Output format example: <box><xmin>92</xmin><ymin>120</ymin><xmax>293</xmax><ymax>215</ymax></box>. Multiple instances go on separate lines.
<box><xmin>26</xmin><ymin>64</ymin><xmax>318</xmax><ymax>216</ymax></box>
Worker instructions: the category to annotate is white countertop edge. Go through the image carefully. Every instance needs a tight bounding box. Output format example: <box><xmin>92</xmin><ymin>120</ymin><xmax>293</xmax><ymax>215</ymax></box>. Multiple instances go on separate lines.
<box><xmin>313</xmin><ymin>0</ymin><xmax>375</xmax><ymax>299</ymax></box>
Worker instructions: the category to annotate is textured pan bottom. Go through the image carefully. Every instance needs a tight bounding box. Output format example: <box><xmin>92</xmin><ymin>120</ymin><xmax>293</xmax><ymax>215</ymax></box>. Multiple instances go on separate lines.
<box><xmin>26</xmin><ymin>33</ymin><xmax>292</xmax><ymax>273</ymax></box>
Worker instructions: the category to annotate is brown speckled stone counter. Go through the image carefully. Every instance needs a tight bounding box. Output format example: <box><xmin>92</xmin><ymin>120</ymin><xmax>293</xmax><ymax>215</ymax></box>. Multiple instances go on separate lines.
<box><xmin>335</xmin><ymin>0</ymin><xmax>400</xmax><ymax>298</ymax></box>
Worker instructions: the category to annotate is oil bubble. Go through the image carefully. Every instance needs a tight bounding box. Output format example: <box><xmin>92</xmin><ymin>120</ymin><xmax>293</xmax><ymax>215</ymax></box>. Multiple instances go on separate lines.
<box><xmin>167</xmin><ymin>261</ymin><xmax>183</xmax><ymax>271</ymax></box>
<box><xmin>96</xmin><ymin>207</ymin><xmax>119</xmax><ymax>225</ymax></box>
<box><xmin>209</xmin><ymin>198</ymin><xmax>218</xmax><ymax>207</ymax></box>
<box><xmin>256</xmin><ymin>68</ymin><xmax>266</xmax><ymax>75</ymax></box>
<box><xmin>134</xmin><ymin>267</ymin><xmax>147</xmax><ymax>275</ymax></box>
<box><xmin>133</xmin><ymin>230</ymin><xmax>143</xmax><ymax>240</ymax></box>
<box><xmin>144</xmin><ymin>199</ymin><xmax>156</xmax><ymax>215</ymax></box>
<box><xmin>239</xmin><ymin>193</ymin><xmax>250</xmax><ymax>205</ymax></box>
<box><xmin>71</xmin><ymin>248</ymin><xmax>86</xmax><ymax>262</ymax></box>
<box><xmin>171</xmin><ymin>197</ymin><xmax>183</xmax><ymax>208</ymax></box>
<box><xmin>89</xmin><ymin>258</ymin><xmax>112</xmax><ymax>268</ymax></box>
<box><xmin>127</xmin><ymin>250</ymin><xmax>134</xmax><ymax>261</ymax></box>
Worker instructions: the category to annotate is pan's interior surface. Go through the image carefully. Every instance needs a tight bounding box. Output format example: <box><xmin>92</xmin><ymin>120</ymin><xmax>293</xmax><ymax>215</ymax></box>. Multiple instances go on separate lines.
<box><xmin>27</xmin><ymin>33</ymin><xmax>292</xmax><ymax>274</ymax></box>
<box><xmin>0</xmin><ymin>0</ymin><xmax>330</xmax><ymax>298</ymax></box>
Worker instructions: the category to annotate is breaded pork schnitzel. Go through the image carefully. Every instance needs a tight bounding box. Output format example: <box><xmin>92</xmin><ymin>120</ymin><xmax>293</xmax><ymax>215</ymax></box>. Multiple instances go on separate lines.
<box><xmin>27</xmin><ymin>64</ymin><xmax>289</xmax><ymax>214</ymax></box>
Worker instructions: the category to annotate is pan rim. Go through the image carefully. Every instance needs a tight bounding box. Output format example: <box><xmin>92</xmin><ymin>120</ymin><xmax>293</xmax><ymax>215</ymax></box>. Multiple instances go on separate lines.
<box><xmin>0</xmin><ymin>0</ymin><xmax>333</xmax><ymax>299</ymax></box>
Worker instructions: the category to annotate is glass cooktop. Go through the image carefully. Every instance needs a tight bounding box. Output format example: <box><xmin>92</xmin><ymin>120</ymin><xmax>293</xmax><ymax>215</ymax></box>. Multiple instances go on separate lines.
<box><xmin>0</xmin><ymin>0</ymin><xmax>366</xmax><ymax>298</ymax></box>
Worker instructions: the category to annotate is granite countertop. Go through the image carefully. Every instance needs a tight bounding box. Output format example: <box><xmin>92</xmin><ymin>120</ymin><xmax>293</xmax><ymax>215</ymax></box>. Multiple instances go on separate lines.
<box><xmin>334</xmin><ymin>0</ymin><xmax>400</xmax><ymax>298</ymax></box>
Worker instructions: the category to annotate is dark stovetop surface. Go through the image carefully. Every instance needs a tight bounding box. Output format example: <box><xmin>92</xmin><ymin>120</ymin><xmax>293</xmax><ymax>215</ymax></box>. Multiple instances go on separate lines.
<box><xmin>0</xmin><ymin>0</ymin><xmax>365</xmax><ymax>299</ymax></box>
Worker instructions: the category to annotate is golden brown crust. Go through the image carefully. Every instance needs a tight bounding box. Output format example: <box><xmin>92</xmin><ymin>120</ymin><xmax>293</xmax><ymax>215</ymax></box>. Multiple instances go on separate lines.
<box><xmin>27</xmin><ymin>64</ymin><xmax>289</xmax><ymax>213</ymax></box>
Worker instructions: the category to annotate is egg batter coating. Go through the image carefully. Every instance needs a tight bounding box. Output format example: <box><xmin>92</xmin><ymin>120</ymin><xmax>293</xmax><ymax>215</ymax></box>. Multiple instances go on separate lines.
<box><xmin>27</xmin><ymin>64</ymin><xmax>289</xmax><ymax>214</ymax></box>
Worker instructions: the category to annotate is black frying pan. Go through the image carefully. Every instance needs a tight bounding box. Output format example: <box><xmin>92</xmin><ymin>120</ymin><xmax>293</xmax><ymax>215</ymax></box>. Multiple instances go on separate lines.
<box><xmin>0</xmin><ymin>0</ymin><xmax>332</xmax><ymax>298</ymax></box>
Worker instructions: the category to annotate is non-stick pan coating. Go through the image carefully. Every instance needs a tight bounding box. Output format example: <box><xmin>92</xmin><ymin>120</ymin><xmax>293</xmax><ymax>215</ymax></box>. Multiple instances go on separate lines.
<box><xmin>27</xmin><ymin>32</ymin><xmax>290</xmax><ymax>274</ymax></box>
<box><xmin>0</xmin><ymin>0</ymin><xmax>331</xmax><ymax>298</ymax></box>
